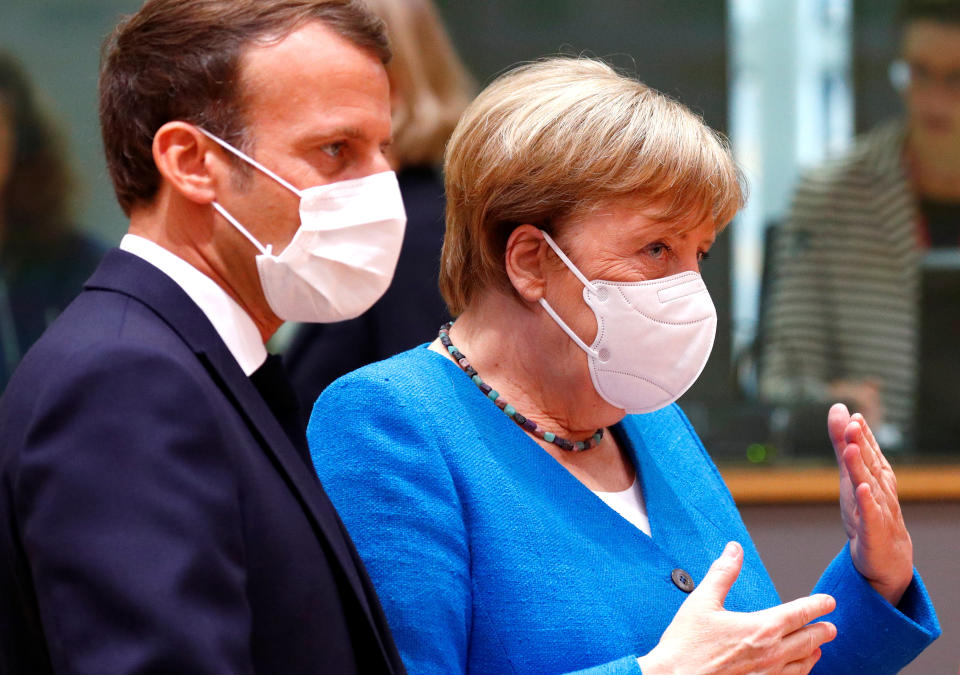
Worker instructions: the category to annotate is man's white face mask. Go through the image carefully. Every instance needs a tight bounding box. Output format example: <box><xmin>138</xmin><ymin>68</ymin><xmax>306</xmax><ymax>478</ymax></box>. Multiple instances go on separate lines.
<box><xmin>198</xmin><ymin>127</ymin><xmax>407</xmax><ymax>323</ymax></box>
<box><xmin>538</xmin><ymin>230</ymin><xmax>717</xmax><ymax>414</ymax></box>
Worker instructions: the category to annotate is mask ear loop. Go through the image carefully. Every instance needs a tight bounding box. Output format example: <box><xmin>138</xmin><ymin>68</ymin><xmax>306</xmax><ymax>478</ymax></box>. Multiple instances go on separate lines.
<box><xmin>196</xmin><ymin>126</ymin><xmax>304</xmax><ymax>198</ymax></box>
<box><xmin>537</xmin><ymin>229</ymin><xmax>600</xmax><ymax>358</ymax></box>
<box><xmin>210</xmin><ymin>201</ymin><xmax>273</xmax><ymax>256</ymax></box>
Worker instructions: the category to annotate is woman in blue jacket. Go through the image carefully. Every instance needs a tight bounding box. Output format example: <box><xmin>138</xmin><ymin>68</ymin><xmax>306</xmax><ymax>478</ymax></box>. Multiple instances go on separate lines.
<box><xmin>308</xmin><ymin>57</ymin><xmax>940</xmax><ymax>674</ymax></box>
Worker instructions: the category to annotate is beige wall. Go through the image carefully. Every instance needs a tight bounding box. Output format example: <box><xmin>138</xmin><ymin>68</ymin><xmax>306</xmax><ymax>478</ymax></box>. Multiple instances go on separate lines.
<box><xmin>740</xmin><ymin>502</ymin><xmax>959</xmax><ymax>674</ymax></box>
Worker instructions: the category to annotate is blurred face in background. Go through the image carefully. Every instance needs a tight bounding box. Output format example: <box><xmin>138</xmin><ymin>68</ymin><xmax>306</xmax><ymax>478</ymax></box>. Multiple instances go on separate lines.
<box><xmin>900</xmin><ymin>19</ymin><xmax>960</xmax><ymax>162</ymax></box>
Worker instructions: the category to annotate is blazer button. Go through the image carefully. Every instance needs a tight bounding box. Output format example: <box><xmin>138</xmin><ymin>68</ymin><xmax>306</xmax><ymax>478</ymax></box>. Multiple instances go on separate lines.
<box><xmin>671</xmin><ymin>568</ymin><xmax>695</xmax><ymax>593</ymax></box>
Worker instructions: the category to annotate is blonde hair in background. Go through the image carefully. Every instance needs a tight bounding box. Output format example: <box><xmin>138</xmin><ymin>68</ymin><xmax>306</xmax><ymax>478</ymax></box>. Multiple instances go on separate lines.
<box><xmin>362</xmin><ymin>0</ymin><xmax>474</xmax><ymax>167</ymax></box>
<box><xmin>439</xmin><ymin>56</ymin><xmax>746</xmax><ymax>316</ymax></box>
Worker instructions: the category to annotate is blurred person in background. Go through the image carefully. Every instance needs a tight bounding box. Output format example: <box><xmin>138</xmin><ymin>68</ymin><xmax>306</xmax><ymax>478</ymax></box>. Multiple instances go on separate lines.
<box><xmin>308</xmin><ymin>57</ymin><xmax>939</xmax><ymax>674</ymax></box>
<box><xmin>0</xmin><ymin>51</ymin><xmax>106</xmax><ymax>390</ymax></box>
<box><xmin>284</xmin><ymin>0</ymin><xmax>473</xmax><ymax>422</ymax></box>
<box><xmin>759</xmin><ymin>0</ymin><xmax>960</xmax><ymax>452</ymax></box>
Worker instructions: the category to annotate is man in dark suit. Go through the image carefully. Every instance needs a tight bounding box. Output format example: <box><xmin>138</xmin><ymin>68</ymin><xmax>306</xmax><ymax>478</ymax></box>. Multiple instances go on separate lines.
<box><xmin>0</xmin><ymin>1</ymin><xmax>407</xmax><ymax>673</ymax></box>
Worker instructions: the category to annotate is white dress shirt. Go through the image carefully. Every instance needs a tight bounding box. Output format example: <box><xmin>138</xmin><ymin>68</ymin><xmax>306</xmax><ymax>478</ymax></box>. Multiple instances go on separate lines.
<box><xmin>119</xmin><ymin>234</ymin><xmax>267</xmax><ymax>376</ymax></box>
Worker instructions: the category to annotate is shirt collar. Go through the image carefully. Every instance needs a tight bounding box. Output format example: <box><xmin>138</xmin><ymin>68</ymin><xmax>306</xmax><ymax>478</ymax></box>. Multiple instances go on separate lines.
<box><xmin>119</xmin><ymin>234</ymin><xmax>267</xmax><ymax>375</ymax></box>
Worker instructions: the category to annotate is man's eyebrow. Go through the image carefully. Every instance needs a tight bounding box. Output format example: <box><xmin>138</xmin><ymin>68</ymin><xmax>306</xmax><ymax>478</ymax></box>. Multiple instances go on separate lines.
<box><xmin>306</xmin><ymin>126</ymin><xmax>365</xmax><ymax>141</ymax></box>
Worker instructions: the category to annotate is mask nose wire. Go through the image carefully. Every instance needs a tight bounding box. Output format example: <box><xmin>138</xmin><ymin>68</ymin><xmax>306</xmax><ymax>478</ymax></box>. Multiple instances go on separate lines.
<box><xmin>196</xmin><ymin>126</ymin><xmax>304</xmax><ymax>198</ymax></box>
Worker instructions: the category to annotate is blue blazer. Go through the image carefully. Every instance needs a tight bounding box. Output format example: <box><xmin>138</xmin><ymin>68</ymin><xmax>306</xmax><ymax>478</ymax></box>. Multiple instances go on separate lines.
<box><xmin>309</xmin><ymin>346</ymin><xmax>939</xmax><ymax>674</ymax></box>
<box><xmin>0</xmin><ymin>250</ymin><xmax>404</xmax><ymax>674</ymax></box>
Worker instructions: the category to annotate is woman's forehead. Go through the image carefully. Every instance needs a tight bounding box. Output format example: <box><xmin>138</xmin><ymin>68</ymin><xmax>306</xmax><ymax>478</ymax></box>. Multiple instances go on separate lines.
<box><xmin>566</xmin><ymin>194</ymin><xmax>717</xmax><ymax>238</ymax></box>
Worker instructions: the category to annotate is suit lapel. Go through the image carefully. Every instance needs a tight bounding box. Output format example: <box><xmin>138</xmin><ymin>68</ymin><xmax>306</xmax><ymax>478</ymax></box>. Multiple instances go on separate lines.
<box><xmin>84</xmin><ymin>250</ymin><xmax>389</xmax><ymax>654</ymax></box>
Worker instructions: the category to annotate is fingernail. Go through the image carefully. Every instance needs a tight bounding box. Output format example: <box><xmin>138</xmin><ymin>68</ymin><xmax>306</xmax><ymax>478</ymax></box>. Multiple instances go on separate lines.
<box><xmin>724</xmin><ymin>541</ymin><xmax>740</xmax><ymax>557</ymax></box>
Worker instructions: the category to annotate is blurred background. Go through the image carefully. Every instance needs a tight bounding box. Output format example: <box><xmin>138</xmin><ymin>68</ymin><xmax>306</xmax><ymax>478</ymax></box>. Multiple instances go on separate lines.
<box><xmin>0</xmin><ymin>1</ymin><xmax>955</xmax><ymax>670</ymax></box>
<box><xmin>2</xmin><ymin>0</ymin><xmax>927</xmax><ymax>463</ymax></box>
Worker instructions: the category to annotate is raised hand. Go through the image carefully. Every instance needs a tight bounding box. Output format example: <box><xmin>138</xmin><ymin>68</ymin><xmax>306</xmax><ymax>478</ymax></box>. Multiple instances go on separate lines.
<box><xmin>637</xmin><ymin>542</ymin><xmax>837</xmax><ymax>675</ymax></box>
<box><xmin>827</xmin><ymin>403</ymin><xmax>913</xmax><ymax>606</ymax></box>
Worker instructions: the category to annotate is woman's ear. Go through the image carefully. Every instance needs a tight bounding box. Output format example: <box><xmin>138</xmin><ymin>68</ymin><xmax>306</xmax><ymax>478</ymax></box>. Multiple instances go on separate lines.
<box><xmin>504</xmin><ymin>224</ymin><xmax>551</xmax><ymax>303</ymax></box>
<box><xmin>152</xmin><ymin>121</ymin><xmax>218</xmax><ymax>205</ymax></box>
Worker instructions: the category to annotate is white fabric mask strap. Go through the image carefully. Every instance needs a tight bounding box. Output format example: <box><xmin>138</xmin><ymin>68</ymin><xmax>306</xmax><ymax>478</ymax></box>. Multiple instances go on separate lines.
<box><xmin>196</xmin><ymin>127</ymin><xmax>303</xmax><ymax>198</ymax></box>
<box><xmin>537</xmin><ymin>229</ymin><xmax>600</xmax><ymax>358</ymax></box>
<box><xmin>540</xmin><ymin>230</ymin><xmax>599</xmax><ymax>293</ymax></box>
<box><xmin>210</xmin><ymin>201</ymin><xmax>272</xmax><ymax>256</ymax></box>
<box><xmin>538</xmin><ymin>297</ymin><xmax>599</xmax><ymax>358</ymax></box>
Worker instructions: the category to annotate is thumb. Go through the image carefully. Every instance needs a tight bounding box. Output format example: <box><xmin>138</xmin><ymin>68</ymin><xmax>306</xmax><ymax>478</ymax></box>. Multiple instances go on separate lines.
<box><xmin>691</xmin><ymin>541</ymin><xmax>743</xmax><ymax>609</ymax></box>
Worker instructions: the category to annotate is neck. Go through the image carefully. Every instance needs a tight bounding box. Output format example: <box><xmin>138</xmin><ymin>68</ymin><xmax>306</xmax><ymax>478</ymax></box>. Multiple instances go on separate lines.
<box><xmin>128</xmin><ymin>193</ymin><xmax>280</xmax><ymax>343</ymax></box>
<box><xmin>441</xmin><ymin>291</ymin><xmax>622</xmax><ymax>440</ymax></box>
<box><xmin>436</xmin><ymin>291</ymin><xmax>635</xmax><ymax>492</ymax></box>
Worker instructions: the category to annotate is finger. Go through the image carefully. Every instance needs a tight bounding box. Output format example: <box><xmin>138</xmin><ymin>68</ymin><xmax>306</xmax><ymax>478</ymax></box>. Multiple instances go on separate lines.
<box><xmin>855</xmin><ymin>481</ymin><xmax>883</xmax><ymax>528</ymax></box>
<box><xmin>827</xmin><ymin>403</ymin><xmax>851</xmax><ymax>459</ymax></box>
<box><xmin>782</xmin><ymin>648</ymin><xmax>824</xmax><ymax>675</ymax></box>
<box><xmin>690</xmin><ymin>541</ymin><xmax>743</xmax><ymax>608</ymax></box>
<box><xmin>851</xmin><ymin>413</ymin><xmax>898</xmax><ymax>487</ymax></box>
<box><xmin>842</xmin><ymin>444</ymin><xmax>877</xmax><ymax>496</ymax></box>
<box><xmin>846</xmin><ymin>417</ymin><xmax>882</xmax><ymax>477</ymax></box>
<box><xmin>780</xmin><ymin>621</ymin><xmax>837</xmax><ymax>664</ymax></box>
<box><xmin>758</xmin><ymin>594</ymin><xmax>836</xmax><ymax>635</ymax></box>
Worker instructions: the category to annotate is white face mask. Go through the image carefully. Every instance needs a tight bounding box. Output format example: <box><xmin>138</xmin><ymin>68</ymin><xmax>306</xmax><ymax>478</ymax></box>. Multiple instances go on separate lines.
<box><xmin>198</xmin><ymin>128</ymin><xmax>406</xmax><ymax>323</ymax></box>
<box><xmin>538</xmin><ymin>230</ymin><xmax>717</xmax><ymax>414</ymax></box>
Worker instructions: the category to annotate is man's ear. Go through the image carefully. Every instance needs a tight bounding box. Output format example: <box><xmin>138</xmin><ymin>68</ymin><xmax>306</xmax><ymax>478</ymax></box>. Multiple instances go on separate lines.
<box><xmin>152</xmin><ymin>121</ymin><xmax>219</xmax><ymax>205</ymax></box>
<box><xmin>504</xmin><ymin>224</ymin><xmax>552</xmax><ymax>303</ymax></box>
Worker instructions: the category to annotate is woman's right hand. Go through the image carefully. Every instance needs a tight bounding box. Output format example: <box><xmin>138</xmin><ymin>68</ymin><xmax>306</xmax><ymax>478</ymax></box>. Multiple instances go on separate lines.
<box><xmin>636</xmin><ymin>542</ymin><xmax>837</xmax><ymax>675</ymax></box>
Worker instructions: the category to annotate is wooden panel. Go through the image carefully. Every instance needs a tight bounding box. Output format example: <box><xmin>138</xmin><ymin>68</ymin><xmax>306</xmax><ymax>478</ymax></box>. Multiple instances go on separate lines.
<box><xmin>720</xmin><ymin>465</ymin><xmax>960</xmax><ymax>504</ymax></box>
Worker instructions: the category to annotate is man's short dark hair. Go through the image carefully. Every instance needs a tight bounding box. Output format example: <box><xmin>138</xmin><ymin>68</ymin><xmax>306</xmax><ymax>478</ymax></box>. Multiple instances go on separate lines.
<box><xmin>899</xmin><ymin>0</ymin><xmax>960</xmax><ymax>26</ymax></box>
<box><xmin>99</xmin><ymin>0</ymin><xmax>390</xmax><ymax>216</ymax></box>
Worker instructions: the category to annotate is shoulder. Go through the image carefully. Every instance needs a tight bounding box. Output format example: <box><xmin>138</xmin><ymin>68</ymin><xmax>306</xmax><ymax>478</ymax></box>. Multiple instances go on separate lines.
<box><xmin>309</xmin><ymin>346</ymin><xmax>460</xmax><ymax>453</ymax></box>
<box><xmin>794</xmin><ymin>121</ymin><xmax>905</xmax><ymax>198</ymax></box>
<box><xmin>318</xmin><ymin>346</ymin><xmax>450</xmax><ymax>406</ymax></box>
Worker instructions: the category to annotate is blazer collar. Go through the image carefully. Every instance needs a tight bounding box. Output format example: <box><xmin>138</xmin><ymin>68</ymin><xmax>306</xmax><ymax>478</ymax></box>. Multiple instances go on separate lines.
<box><xmin>84</xmin><ymin>249</ymin><xmax>390</xmax><ymax>656</ymax></box>
<box><xmin>619</xmin><ymin>409</ymin><xmax>740</xmax><ymax>543</ymax></box>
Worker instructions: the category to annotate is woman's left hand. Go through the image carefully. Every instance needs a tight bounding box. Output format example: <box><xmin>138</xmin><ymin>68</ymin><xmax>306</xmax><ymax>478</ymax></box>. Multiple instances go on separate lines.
<box><xmin>827</xmin><ymin>403</ymin><xmax>913</xmax><ymax>606</ymax></box>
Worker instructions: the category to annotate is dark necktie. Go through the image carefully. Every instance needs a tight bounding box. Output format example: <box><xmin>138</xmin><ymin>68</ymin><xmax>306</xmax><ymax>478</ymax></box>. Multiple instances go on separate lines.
<box><xmin>249</xmin><ymin>354</ymin><xmax>312</xmax><ymax>468</ymax></box>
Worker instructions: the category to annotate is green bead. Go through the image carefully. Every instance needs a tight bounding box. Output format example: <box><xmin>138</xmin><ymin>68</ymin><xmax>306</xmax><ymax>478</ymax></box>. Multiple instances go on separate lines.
<box><xmin>448</xmin><ymin>345</ymin><xmax>457</xmax><ymax>354</ymax></box>
<box><xmin>487</xmin><ymin>390</ymin><xmax>499</xmax><ymax>401</ymax></box>
<box><xmin>594</xmin><ymin>432</ymin><xmax>603</xmax><ymax>442</ymax></box>
<box><xmin>471</xmin><ymin>374</ymin><xmax>482</xmax><ymax>386</ymax></box>
<box><xmin>504</xmin><ymin>404</ymin><xmax>516</xmax><ymax>417</ymax></box>
<box><xmin>544</xmin><ymin>432</ymin><xmax>556</xmax><ymax>442</ymax></box>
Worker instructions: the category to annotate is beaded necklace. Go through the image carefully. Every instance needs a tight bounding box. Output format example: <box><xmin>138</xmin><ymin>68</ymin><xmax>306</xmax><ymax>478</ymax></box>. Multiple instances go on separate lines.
<box><xmin>439</xmin><ymin>322</ymin><xmax>603</xmax><ymax>451</ymax></box>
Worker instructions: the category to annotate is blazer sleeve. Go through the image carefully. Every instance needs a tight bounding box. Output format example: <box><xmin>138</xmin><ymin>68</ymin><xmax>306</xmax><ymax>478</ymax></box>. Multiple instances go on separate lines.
<box><xmin>15</xmin><ymin>343</ymin><xmax>254</xmax><ymax>674</ymax></box>
<box><xmin>811</xmin><ymin>543</ymin><xmax>940</xmax><ymax>674</ymax></box>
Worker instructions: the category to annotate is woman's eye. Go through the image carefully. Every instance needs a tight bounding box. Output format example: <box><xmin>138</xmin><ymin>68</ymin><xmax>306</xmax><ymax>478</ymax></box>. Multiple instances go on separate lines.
<box><xmin>646</xmin><ymin>243</ymin><xmax>669</xmax><ymax>259</ymax></box>
<box><xmin>321</xmin><ymin>142</ymin><xmax>346</xmax><ymax>158</ymax></box>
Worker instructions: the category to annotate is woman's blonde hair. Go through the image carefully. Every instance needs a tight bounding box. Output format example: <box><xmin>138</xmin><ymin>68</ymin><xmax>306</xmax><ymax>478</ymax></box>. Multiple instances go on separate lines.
<box><xmin>439</xmin><ymin>56</ymin><xmax>746</xmax><ymax>316</ymax></box>
<box><xmin>363</xmin><ymin>0</ymin><xmax>474</xmax><ymax>167</ymax></box>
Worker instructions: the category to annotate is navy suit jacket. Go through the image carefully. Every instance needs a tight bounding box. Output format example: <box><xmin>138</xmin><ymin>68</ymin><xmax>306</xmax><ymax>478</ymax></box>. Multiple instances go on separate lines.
<box><xmin>0</xmin><ymin>249</ymin><xmax>405</xmax><ymax>674</ymax></box>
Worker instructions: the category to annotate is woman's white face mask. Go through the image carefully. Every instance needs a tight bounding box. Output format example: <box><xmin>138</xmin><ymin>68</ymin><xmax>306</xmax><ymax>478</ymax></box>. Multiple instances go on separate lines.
<box><xmin>538</xmin><ymin>230</ymin><xmax>717</xmax><ymax>414</ymax></box>
<box><xmin>198</xmin><ymin>127</ymin><xmax>407</xmax><ymax>323</ymax></box>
